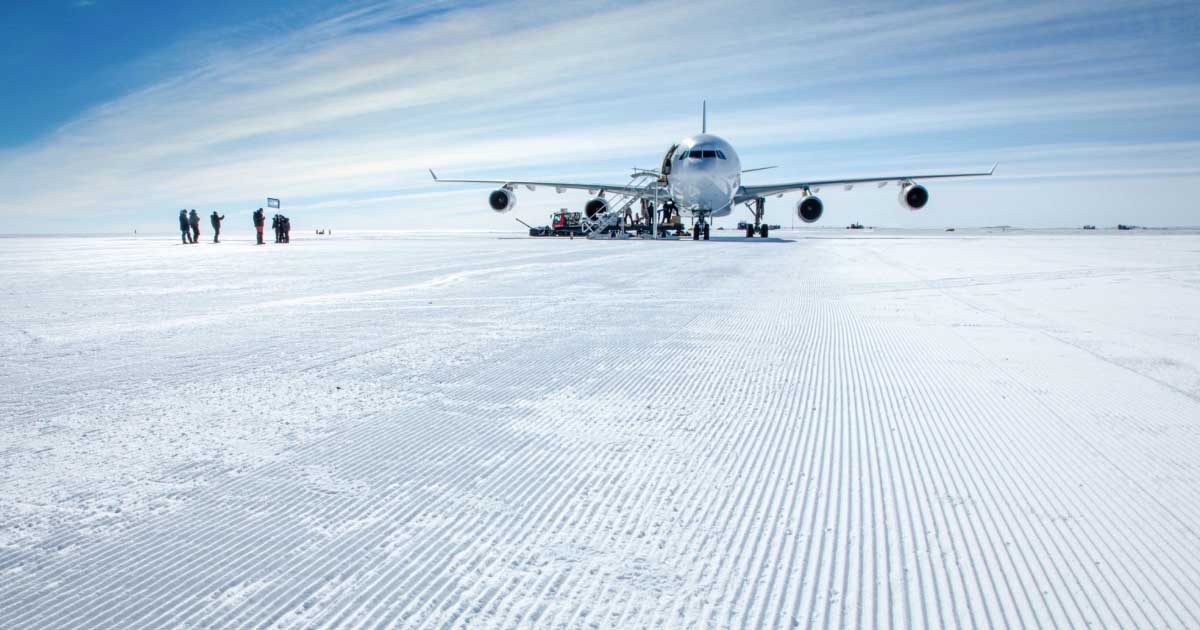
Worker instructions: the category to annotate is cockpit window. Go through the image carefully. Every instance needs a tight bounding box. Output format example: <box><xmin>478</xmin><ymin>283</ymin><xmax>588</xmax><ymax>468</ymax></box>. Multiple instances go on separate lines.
<box><xmin>716</xmin><ymin>150</ymin><xmax>726</xmax><ymax>159</ymax></box>
<box><xmin>688</xmin><ymin>150</ymin><xmax>702</xmax><ymax>159</ymax></box>
<box><xmin>702</xmin><ymin>150</ymin><xmax>716</xmax><ymax>158</ymax></box>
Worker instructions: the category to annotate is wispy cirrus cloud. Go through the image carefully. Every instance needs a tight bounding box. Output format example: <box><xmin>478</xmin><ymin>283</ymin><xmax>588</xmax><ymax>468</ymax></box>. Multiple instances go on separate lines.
<box><xmin>1</xmin><ymin>0</ymin><xmax>1197</xmax><ymax>231</ymax></box>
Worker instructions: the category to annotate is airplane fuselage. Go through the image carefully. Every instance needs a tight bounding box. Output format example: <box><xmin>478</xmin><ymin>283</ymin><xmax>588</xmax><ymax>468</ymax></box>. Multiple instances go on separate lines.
<box><xmin>666</xmin><ymin>134</ymin><xmax>741</xmax><ymax>218</ymax></box>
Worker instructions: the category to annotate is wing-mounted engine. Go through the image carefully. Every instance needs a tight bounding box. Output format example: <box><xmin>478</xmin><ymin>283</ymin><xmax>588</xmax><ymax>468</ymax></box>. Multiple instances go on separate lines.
<box><xmin>796</xmin><ymin>193</ymin><xmax>824</xmax><ymax>223</ymax></box>
<box><xmin>584</xmin><ymin>197</ymin><xmax>609</xmax><ymax>219</ymax></box>
<box><xmin>489</xmin><ymin>188</ymin><xmax>516</xmax><ymax>213</ymax></box>
<box><xmin>899</xmin><ymin>183</ymin><xmax>929</xmax><ymax>210</ymax></box>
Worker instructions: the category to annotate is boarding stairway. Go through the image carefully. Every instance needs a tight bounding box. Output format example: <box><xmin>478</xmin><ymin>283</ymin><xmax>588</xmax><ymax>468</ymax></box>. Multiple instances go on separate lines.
<box><xmin>580</xmin><ymin>172</ymin><xmax>664</xmax><ymax>239</ymax></box>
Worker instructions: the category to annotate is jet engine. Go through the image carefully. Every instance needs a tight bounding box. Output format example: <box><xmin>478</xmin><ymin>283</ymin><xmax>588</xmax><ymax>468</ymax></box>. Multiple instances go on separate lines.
<box><xmin>584</xmin><ymin>197</ymin><xmax>609</xmax><ymax>219</ymax></box>
<box><xmin>899</xmin><ymin>183</ymin><xmax>929</xmax><ymax>210</ymax></box>
<box><xmin>796</xmin><ymin>196</ymin><xmax>824</xmax><ymax>223</ymax></box>
<box><xmin>489</xmin><ymin>188</ymin><xmax>516</xmax><ymax>213</ymax></box>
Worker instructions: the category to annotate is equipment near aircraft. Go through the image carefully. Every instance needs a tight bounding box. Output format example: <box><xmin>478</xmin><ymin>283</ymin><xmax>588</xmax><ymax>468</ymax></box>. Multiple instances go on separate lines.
<box><xmin>430</xmin><ymin>102</ymin><xmax>995</xmax><ymax>241</ymax></box>
<box><xmin>527</xmin><ymin>210</ymin><xmax>586</xmax><ymax>237</ymax></box>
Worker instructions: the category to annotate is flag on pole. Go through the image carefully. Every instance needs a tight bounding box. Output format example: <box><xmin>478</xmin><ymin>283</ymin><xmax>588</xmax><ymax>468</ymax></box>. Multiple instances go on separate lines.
<box><xmin>267</xmin><ymin>198</ymin><xmax>280</xmax><ymax>208</ymax></box>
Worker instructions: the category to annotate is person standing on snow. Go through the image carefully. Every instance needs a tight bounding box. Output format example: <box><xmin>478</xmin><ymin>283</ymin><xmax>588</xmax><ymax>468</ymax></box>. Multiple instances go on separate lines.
<box><xmin>188</xmin><ymin>209</ymin><xmax>200</xmax><ymax>244</ymax></box>
<box><xmin>178</xmin><ymin>209</ymin><xmax>191</xmax><ymax>244</ymax></box>
<box><xmin>253</xmin><ymin>208</ymin><xmax>265</xmax><ymax>244</ymax></box>
<box><xmin>282</xmin><ymin>215</ymin><xmax>291</xmax><ymax>243</ymax></box>
<box><xmin>210</xmin><ymin>211</ymin><xmax>225</xmax><ymax>243</ymax></box>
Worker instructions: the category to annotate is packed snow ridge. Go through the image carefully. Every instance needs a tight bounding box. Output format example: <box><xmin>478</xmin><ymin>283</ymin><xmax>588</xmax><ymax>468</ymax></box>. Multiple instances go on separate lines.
<box><xmin>2</xmin><ymin>230</ymin><xmax>1200</xmax><ymax>629</ymax></box>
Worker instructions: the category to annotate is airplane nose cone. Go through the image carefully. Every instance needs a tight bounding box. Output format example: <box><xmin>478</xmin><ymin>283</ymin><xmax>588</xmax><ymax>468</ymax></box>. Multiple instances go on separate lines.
<box><xmin>671</xmin><ymin>173</ymin><xmax>732</xmax><ymax>214</ymax></box>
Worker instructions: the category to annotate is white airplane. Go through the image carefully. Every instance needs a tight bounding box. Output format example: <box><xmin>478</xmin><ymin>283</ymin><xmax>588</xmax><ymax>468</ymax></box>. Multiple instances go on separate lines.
<box><xmin>430</xmin><ymin>103</ymin><xmax>995</xmax><ymax>240</ymax></box>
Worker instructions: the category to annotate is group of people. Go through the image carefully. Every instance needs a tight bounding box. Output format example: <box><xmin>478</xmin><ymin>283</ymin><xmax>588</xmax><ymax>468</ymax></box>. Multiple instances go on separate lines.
<box><xmin>248</xmin><ymin>208</ymin><xmax>292</xmax><ymax>244</ymax></box>
<box><xmin>272</xmin><ymin>214</ymin><xmax>292</xmax><ymax>243</ymax></box>
<box><xmin>178</xmin><ymin>207</ymin><xmax>294</xmax><ymax>245</ymax></box>
<box><xmin>178</xmin><ymin>209</ymin><xmax>226</xmax><ymax>244</ymax></box>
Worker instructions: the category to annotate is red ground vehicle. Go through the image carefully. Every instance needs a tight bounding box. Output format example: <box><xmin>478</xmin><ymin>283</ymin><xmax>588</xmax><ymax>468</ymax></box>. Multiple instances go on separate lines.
<box><xmin>529</xmin><ymin>210</ymin><xmax>586</xmax><ymax>236</ymax></box>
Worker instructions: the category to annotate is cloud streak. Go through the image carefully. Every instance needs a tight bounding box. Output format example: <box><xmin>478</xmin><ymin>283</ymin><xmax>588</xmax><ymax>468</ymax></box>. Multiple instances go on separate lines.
<box><xmin>1</xmin><ymin>0</ymin><xmax>1198</xmax><ymax>231</ymax></box>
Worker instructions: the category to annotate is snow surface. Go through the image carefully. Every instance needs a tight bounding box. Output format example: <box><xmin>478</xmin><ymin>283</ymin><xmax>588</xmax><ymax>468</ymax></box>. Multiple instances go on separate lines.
<box><xmin>3</xmin><ymin>229</ymin><xmax>1200</xmax><ymax>628</ymax></box>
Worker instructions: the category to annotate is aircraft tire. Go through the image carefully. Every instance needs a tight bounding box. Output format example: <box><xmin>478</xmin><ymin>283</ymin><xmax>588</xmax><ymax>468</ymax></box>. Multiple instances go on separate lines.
<box><xmin>760</xmin><ymin>225</ymin><xmax>769</xmax><ymax>238</ymax></box>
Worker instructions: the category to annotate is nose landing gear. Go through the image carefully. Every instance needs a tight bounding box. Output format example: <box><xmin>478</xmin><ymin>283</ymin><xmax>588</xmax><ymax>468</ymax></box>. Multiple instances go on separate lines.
<box><xmin>692</xmin><ymin>216</ymin><xmax>711</xmax><ymax>240</ymax></box>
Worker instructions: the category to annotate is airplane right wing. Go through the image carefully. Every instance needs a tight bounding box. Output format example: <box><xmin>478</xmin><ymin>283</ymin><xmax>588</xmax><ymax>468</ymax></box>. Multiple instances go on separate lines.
<box><xmin>736</xmin><ymin>163</ymin><xmax>997</xmax><ymax>202</ymax></box>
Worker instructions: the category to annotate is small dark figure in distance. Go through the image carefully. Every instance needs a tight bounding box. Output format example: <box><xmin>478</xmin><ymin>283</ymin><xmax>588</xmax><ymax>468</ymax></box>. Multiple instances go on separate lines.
<box><xmin>210</xmin><ymin>211</ymin><xmax>225</xmax><ymax>243</ymax></box>
<box><xmin>282</xmin><ymin>216</ymin><xmax>291</xmax><ymax>243</ymax></box>
<box><xmin>179</xmin><ymin>209</ymin><xmax>191</xmax><ymax>244</ymax></box>
<box><xmin>188</xmin><ymin>209</ymin><xmax>200</xmax><ymax>244</ymax></box>
<box><xmin>272</xmin><ymin>214</ymin><xmax>281</xmax><ymax>243</ymax></box>
<box><xmin>253</xmin><ymin>208</ymin><xmax>265</xmax><ymax>244</ymax></box>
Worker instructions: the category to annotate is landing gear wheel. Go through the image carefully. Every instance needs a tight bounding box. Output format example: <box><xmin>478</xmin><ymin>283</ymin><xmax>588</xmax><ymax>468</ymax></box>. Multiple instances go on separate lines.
<box><xmin>702</xmin><ymin>223</ymin><xmax>710</xmax><ymax>241</ymax></box>
<box><xmin>692</xmin><ymin>224</ymin><xmax>700</xmax><ymax>240</ymax></box>
<box><xmin>759</xmin><ymin>224</ymin><xmax>769</xmax><ymax>238</ymax></box>
<box><xmin>746</xmin><ymin>225</ymin><xmax>754</xmax><ymax>238</ymax></box>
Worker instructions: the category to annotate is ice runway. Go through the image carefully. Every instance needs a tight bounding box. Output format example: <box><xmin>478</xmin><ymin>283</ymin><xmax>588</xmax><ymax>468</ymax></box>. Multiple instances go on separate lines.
<box><xmin>3</xmin><ymin>229</ymin><xmax>1200</xmax><ymax>629</ymax></box>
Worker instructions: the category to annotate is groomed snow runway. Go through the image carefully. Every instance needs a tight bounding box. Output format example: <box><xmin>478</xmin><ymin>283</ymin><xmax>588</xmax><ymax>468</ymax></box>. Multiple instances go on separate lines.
<box><xmin>3</xmin><ymin>229</ymin><xmax>1200</xmax><ymax>628</ymax></box>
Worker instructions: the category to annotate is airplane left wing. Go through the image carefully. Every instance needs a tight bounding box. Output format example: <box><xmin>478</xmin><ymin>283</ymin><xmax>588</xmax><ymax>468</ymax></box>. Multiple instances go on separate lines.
<box><xmin>429</xmin><ymin>170</ymin><xmax>653</xmax><ymax>197</ymax></box>
<box><xmin>736</xmin><ymin>163</ymin><xmax>996</xmax><ymax>202</ymax></box>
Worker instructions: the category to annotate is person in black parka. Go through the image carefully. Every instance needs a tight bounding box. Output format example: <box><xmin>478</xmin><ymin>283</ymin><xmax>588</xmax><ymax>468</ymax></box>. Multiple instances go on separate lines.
<box><xmin>178</xmin><ymin>209</ymin><xmax>191</xmax><ymax>244</ymax></box>
<box><xmin>253</xmin><ymin>208</ymin><xmax>266</xmax><ymax>244</ymax></box>
<box><xmin>210</xmin><ymin>211</ymin><xmax>225</xmax><ymax>243</ymax></box>
<box><xmin>188</xmin><ymin>209</ymin><xmax>200</xmax><ymax>244</ymax></box>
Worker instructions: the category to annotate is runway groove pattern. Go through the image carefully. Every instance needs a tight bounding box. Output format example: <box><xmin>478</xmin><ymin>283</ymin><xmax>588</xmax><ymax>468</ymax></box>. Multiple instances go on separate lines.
<box><xmin>2</xmin><ymin>232</ymin><xmax>1200</xmax><ymax>628</ymax></box>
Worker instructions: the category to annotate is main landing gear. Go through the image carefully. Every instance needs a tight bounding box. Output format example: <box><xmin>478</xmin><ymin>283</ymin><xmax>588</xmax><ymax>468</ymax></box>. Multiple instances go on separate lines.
<box><xmin>746</xmin><ymin>197</ymin><xmax>769</xmax><ymax>238</ymax></box>
<box><xmin>744</xmin><ymin>223</ymin><xmax>768</xmax><ymax>238</ymax></box>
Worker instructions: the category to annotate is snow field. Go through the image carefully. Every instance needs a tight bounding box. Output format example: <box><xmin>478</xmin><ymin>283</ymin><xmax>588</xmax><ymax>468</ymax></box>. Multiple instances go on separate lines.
<box><xmin>2</xmin><ymin>230</ymin><xmax>1200</xmax><ymax>628</ymax></box>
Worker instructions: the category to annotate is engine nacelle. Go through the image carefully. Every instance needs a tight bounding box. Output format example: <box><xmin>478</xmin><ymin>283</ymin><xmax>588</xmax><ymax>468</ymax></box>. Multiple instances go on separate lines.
<box><xmin>796</xmin><ymin>196</ymin><xmax>824</xmax><ymax>223</ymax></box>
<box><xmin>489</xmin><ymin>188</ymin><xmax>516</xmax><ymax>213</ymax></box>
<box><xmin>899</xmin><ymin>183</ymin><xmax>929</xmax><ymax>210</ymax></box>
<box><xmin>584</xmin><ymin>197</ymin><xmax>609</xmax><ymax>219</ymax></box>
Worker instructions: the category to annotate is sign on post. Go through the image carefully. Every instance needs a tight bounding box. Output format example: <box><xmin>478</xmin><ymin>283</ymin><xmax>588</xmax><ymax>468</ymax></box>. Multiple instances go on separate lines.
<box><xmin>267</xmin><ymin>198</ymin><xmax>280</xmax><ymax>209</ymax></box>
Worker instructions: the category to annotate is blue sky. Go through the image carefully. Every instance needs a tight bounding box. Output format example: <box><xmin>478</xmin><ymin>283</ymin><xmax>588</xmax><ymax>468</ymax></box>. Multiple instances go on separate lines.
<box><xmin>0</xmin><ymin>0</ymin><xmax>341</xmax><ymax>145</ymax></box>
<box><xmin>1</xmin><ymin>0</ymin><xmax>1198</xmax><ymax>232</ymax></box>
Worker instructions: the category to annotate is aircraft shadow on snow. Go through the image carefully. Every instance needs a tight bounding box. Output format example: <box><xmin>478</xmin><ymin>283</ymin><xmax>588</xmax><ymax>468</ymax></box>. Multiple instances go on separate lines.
<box><xmin>696</xmin><ymin>235</ymin><xmax>795</xmax><ymax>243</ymax></box>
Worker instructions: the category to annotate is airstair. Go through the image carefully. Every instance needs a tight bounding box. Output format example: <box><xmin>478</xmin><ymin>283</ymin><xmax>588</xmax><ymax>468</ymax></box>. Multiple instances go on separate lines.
<box><xmin>579</xmin><ymin>172</ymin><xmax>664</xmax><ymax>239</ymax></box>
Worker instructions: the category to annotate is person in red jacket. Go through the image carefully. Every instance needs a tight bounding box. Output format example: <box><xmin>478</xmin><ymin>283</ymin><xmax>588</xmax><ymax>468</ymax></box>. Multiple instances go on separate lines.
<box><xmin>253</xmin><ymin>208</ymin><xmax>265</xmax><ymax>244</ymax></box>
